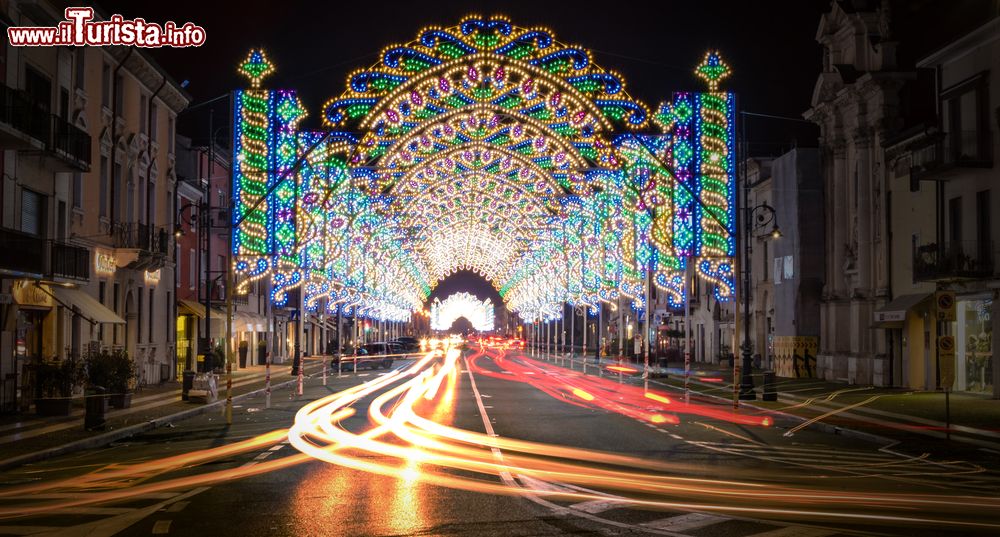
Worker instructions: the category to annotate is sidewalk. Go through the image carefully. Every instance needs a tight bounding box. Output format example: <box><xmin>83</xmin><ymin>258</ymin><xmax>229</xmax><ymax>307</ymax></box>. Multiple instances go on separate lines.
<box><xmin>0</xmin><ymin>360</ymin><xmax>324</xmax><ymax>471</ymax></box>
<box><xmin>524</xmin><ymin>348</ymin><xmax>1000</xmax><ymax>454</ymax></box>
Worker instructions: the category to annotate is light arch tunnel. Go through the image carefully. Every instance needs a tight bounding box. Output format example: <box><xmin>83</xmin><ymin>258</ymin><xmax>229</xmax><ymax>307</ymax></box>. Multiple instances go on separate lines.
<box><xmin>230</xmin><ymin>15</ymin><xmax>737</xmax><ymax>325</ymax></box>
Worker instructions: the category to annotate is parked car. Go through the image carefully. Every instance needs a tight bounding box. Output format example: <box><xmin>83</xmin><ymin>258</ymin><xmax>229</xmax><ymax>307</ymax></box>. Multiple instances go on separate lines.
<box><xmin>392</xmin><ymin>336</ymin><xmax>419</xmax><ymax>351</ymax></box>
<box><xmin>360</xmin><ymin>343</ymin><xmax>395</xmax><ymax>369</ymax></box>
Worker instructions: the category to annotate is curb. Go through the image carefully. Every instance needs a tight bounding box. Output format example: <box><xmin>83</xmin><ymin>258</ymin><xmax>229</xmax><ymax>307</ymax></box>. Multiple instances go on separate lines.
<box><xmin>0</xmin><ymin>377</ymin><xmax>302</xmax><ymax>472</ymax></box>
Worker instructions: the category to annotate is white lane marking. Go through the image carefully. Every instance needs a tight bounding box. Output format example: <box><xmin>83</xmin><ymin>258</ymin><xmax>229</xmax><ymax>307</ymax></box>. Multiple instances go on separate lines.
<box><xmin>240</xmin><ymin>461</ymin><xmax>258</xmax><ymax>468</ymax></box>
<box><xmin>151</xmin><ymin>520</ymin><xmax>172</xmax><ymax>534</ymax></box>
<box><xmin>669</xmin><ymin>434</ymin><xmax>682</xmax><ymax>439</ymax></box>
<box><xmin>0</xmin><ymin>526</ymin><xmax>62</xmax><ymax>535</ymax></box>
<box><xmin>567</xmin><ymin>499</ymin><xmax>621</xmax><ymax>514</ymax></box>
<box><xmin>34</xmin><ymin>487</ymin><xmax>208</xmax><ymax>537</ymax></box>
<box><xmin>268</xmin><ymin>444</ymin><xmax>284</xmax><ymax>452</ymax></box>
<box><xmin>517</xmin><ymin>474</ymin><xmax>576</xmax><ymax>493</ymax></box>
<box><xmin>641</xmin><ymin>513</ymin><xmax>729</xmax><ymax>531</ymax></box>
<box><xmin>164</xmin><ymin>501</ymin><xmax>189</xmax><ymax>513</ymax></box>
<box><xmin>743</xmin><ymin>527</ymin><xmax>838</xmax><ymax>537</ymax></box>
<box><xmin>253</xmin><ymin>451</ymin><xmax>273</xmax><ymax>461</ymax></box>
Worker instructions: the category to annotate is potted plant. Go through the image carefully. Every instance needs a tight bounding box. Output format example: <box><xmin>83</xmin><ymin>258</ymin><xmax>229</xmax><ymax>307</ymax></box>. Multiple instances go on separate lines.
<box><xmin>238</xmin><ymin>340</ymin><xmax>249</xmax><ymax>368</ymax></box>
<box><xmin>34</xmin><ymin>357</ymin><xmax>84</xmax><ymax>416</ymax></box>
<box><xmin>108</xmin><ymin>349</ymin><xmax>136</xmax><ymax>409</ymax></box>
<box><xmin>84</xmin><ymin>350</ymin><xmax>112</xmax><ymax>415</ymax></box>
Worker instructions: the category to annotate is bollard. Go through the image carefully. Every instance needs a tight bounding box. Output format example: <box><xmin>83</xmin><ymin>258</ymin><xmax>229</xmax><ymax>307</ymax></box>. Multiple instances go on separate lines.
<box><xmin>84</xmin><ymin>387</ymin><xmax>107</xmax><ymax>431</ymax></box>
<box><xmin>297</xmin><ymin>357</ymin><xmax>304</xmax><ymax>397</ymax></box>
<box><xmin>182</xmin><ymin>370</ymin><xmax>195</xmax><ymax>401</ymax></box>
<box><xmin>265</xmin><ymin>359</ymin><xmax>272</xmax><ymax>409</ymax></box>
<box><xmin>762</xmin><ymin>371</ymin><xmax>777</xmax><ymax>402</ymax></box>
<box><xmin>225</xmin><ymin>362</ymin><xmax>233</xmax><ymax>424</ymax></box>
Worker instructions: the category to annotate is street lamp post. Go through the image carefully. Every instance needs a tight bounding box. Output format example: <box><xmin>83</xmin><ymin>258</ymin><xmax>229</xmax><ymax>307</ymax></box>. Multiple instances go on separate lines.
<box><xmin>739</xmin><ymin>200</ymin><xmax>781</xmax><ymax>400</ymax></box>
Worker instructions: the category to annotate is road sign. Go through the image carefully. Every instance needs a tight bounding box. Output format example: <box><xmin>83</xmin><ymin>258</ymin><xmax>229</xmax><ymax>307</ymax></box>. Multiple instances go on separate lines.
<box><xmin>937</xmin><ymin>335</ymin><xmax>956</xmax><ymax>389</ymax></box>
<box><xmin>935</xmin><ymin>291</ymin><xmax>956</xmax><ymax>322</ymax></box>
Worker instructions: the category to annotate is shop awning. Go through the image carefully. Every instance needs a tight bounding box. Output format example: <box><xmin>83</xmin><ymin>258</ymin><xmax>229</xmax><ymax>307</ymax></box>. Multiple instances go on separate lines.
<box><xmin>178</xmin><ymin>299</ymin><xmax>226</xmax><ymax>322</ymax></box>
<box><xmin>872</xmin><ymin>293</ymin><xmax>931</xmax><ymax>328</ymax></box>
<box><xmin>46</xmin><ymin>285</ymin><xmax>125</xmax><ymax>324</ymax></box>
<box><xmin>234</xmin><ymin>311</ymin><xmax>267</xmax><ymax>332</ymax></box>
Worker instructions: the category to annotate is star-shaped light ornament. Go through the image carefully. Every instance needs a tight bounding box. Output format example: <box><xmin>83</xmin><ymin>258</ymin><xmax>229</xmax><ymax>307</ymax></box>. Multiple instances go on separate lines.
<box><xmin>694</xmin><ymin>51</ymin><xmax>731</xmax><ymax>92</ymax></box>
<box><xmin>239</xmin><ymin>49</ymin><xmax>275</xmax><ymax>88</ymax></box>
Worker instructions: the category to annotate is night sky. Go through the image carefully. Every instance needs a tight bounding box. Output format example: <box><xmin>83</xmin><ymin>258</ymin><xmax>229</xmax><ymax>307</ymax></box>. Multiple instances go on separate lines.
<box><xmin>91</xmin><ymin>0</ymin><xmax>990</xmax><ymax>303</ymax></box>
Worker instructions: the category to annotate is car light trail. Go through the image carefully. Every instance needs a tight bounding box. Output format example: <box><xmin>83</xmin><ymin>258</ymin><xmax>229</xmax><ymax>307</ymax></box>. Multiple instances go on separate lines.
<box><xmin>1</xmin><ymin>344</ymin><xmax>998</xmax><ymax>531</ymax></box>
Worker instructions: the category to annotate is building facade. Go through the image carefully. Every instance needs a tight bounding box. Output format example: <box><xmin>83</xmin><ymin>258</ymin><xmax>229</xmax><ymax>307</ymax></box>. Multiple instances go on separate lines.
<box><xmin>0</xmin><ymin>1</ymin><xmax>188</xmax><ymax>413</ymax></box>
<box><xmin>805</xmin><ymin>1</ymin><xmax>909</xmax><ymax>386</ymax></box>
<box><xmin>884</xmin><ymin>16</ymin><xmax>999</xmax><ymax>397</ymax></box>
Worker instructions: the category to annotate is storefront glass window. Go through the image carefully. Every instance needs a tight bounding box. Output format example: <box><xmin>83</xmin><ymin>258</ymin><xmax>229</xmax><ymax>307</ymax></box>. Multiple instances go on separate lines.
<box><xmin>956</xmin><ymin>298</ymin><xmax>992</xmax><ymax>393</ymax></box>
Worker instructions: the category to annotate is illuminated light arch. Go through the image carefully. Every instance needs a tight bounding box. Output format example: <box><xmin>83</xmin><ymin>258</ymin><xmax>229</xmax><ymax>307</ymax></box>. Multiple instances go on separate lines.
<box><xmin>431</xmin><ymin>292</ymin><xmax>495</xmax><ymax>332</ymax></box>
<box><xmin>231</xmin><ymin>21</ymin><xmax>738</xmax><ymax>323</ymax></box>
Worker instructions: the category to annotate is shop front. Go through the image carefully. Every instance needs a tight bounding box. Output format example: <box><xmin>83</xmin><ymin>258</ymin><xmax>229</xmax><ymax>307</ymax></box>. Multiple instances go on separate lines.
<box><xmin>952</xmin><ymin>296</ymin><xmax>992</xmax><ymax>394</ymax></box>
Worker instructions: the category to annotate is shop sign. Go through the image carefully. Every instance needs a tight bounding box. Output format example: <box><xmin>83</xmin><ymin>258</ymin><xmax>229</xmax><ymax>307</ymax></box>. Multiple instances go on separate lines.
<box><xmin>95</xmin><ymin>249</ymin><xmax>117</xmax><ymax>276</ymax></box>
<box><xmin>935</xmin><ymin>291</ymin><xmax>956</xmax><ymax>322</ymax></box>
<box><xmin>145</xmin><ymin>269</ymin><xmax>161</xmax><ymax>286</ymax></box>
<box><xmin>11</xmin><ymin>280</ymin><xmax>52</xmax><ymax>307</ymax></box>
<box><xmin>937</xmin><ymin>335</ymin><xmax>956</xmax><ymax>388</ymax></box>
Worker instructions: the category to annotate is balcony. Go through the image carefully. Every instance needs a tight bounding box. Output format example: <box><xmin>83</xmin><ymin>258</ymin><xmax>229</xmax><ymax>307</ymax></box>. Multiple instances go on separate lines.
<box><xmin>0</xmin><ymin>228</ymin><xmax>45</xmax><ymax>277</ymax></box>
<box><xmin>48</xmin><ymin>114</ymin><xmax>91</xmax><ymax>171</ymax></box>
<box><xmin>913</xmin><ymin>241</ymin><xmax>995</xmax><ymax>282</ymax></box>
<box><xmin>111</xmin><ymin>223</ymin><xmax>170</xmax><ymax>271</ymax></box>
<box><xmin>911</xmin><ymin>130</ymin><xmax>993</xmax><ymax>181</ymax></box>
<box><xmin>0</xmin><ymin>83</ymin><xmax>91</xmax><ymax>171</ymax></box>
<box><xmin>49</xmin><ymin>242</ymin><xmax>90</xmax><ymax>281</ymax></box>
<box><xmin>0</xmin><ymin>83</ymin><xmax>48</xmax><ymax>150</ymax></box>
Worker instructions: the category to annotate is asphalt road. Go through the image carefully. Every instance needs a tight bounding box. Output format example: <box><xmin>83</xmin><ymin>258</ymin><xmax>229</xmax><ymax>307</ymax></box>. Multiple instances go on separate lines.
<box><xmin>0</xmin><ymin>346</ymin><xmax>997</xmax><ymax>537</ymax></box>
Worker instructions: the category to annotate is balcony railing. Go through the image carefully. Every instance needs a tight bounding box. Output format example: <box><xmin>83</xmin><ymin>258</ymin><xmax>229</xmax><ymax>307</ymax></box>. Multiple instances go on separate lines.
<box><xmin>50</xmin><ymin>114</ymin><xmax>91</xmax><ymax>167</ymax></box>
<box><xmin>0</xmin><ymin>83</ymin><xmax>49</xmax><ymax>145</ymax></box>
<box><xmin>912</xmin><ymin>130</ymin><xmax>993</xmax><ymax>180</ymax></box>
<box><xmin>0</xmin><ymin>228</ymin><xmax>45</xmax><ymax>276</ymax></box>
<box><xmin>112</xmin><ymin>222</ymin><xmax>169</xmax><ymax>254</ymax></box>
<box><xmin>50</xmin><ymin>242</ymin><xmax>90</xmax><ymax>280</ymax></box>
<box><xmin>913</xmin><ymin>241</ymin><xmax>995</xmax><ymax>282</ymax></box>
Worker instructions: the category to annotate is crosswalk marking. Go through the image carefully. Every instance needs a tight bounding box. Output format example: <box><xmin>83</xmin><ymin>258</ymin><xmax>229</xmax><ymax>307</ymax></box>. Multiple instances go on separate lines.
<box><xmin>152</xmin><ymin>520</ymin><xmax>172</xmax><ymax>534</ymax></box>
<box><xmin>743</xmin><ymin>526</ymin><xmax>838</xmax><ymax>537</ymax></box>
<box><xmin>641</xmin><ymin>512</ymin><xmax>728</xmax><ymax>532</ymax></box>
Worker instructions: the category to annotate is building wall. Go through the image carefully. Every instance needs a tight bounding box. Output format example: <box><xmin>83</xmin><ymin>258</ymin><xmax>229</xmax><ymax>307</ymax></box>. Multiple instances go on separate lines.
<box><xmin>0</xmin><ymin>1</ymin><xmax>188</xmax><ymax>412</ymax></box>
<box><xmin>806</xmin><ymin>2</ymin><xmax>908</xmax><ymax>386</ymax></box>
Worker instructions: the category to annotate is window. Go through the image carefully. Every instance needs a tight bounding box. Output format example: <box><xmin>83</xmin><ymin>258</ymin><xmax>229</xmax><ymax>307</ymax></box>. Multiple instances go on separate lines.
<box><xmin>74</xmin><ymin>48</ymin><xmax>85</xmax><ymax>90</ymax></box>
<box><xmin>99</xmin><ymin>157</ymin><xmax>108</xmax><ymax>217</ymax></box>
<box><xmin>149</xmin><ymin>188</ymin><xmax>156</xmax><ymax>227</ymax></box>
<box><xmin>24</xmin><ymin>65</ymin><xmax>51</xmax><ymax>111</ymax></box>
<box><xmin>217</xmin><ymin>188</ymin><xmax>226</xmax><ymax>209</ymax></box>
<box><xmin>113</xmin><ymin>162</ymin><xmax>123</xmax><ymax>222</ymax></box>
<box><xmin>151</xmin><ymin>102</ymin><xmax>158</xmax><ymax>141</ymax></box>
<box><xmin>59</xmin><ymin>88</ymin><xmax>69</xmax><ymax>120</ymax></box>
<box><xmin>20</xmin><ymin>189</ymin><xmax>44</xmax><ymax>237</ymax></box>
<box><xmin>72</xmin><ymin>173</ymin><xmax>82</xmax><ymax>209</ymax></box>
<box><xmin>101</xmin><ymin>63</ymin><xmax>111</xmax><ymax>108</ymax></box>
<box><xmin>949</xmin><ymin>197</ymin><xmax>962</xmax><ymax>243</ymax></box>
<box><xmin>139</xmin><ymin>94</ymin><xmax>148</xmax><ymax>133</ymax></box>
<box><xmin>942</xmin><ymin>72</ymin><xmax>992</xmax><ymax>164</ymax></box>
<box><xmin>114</xmin><ymin>74</ymin><xmax>124</xmax><ymax>116</ymax></box>
<box><xmin>189</xmin><ymin>249</ymin><xmax>196</xmax><ymax>290</ymax></box>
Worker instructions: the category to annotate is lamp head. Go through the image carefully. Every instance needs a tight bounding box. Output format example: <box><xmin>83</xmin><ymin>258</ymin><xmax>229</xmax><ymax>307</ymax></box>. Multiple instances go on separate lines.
<box><xmin>771</xmin><ymin>225</ymin><xmax>783</xmax><ymax>240</ymax></box>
